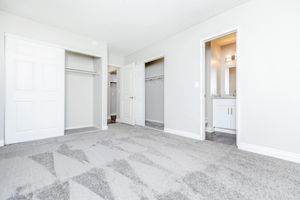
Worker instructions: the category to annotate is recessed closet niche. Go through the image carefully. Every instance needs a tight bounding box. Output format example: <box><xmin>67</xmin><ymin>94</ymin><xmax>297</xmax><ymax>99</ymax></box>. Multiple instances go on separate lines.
<box><xmin>65</xmin><ymin>50</ymin><xmax>102</xmax><ymax>134</ymax></box>
<box><xmin>145</xmin><ymin>58</ymin><xmax>164</xmax><ymax>130</ymax></box>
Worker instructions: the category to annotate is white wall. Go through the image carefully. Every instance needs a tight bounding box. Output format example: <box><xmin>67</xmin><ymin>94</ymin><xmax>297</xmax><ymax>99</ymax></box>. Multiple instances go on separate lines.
<box><xmin>211</xmin><ymin>41</ymin><xmax>221</xmax><ymax>96</ymax></box>
<box><xmin>65</xmin><ymin>73</ymin><xmax>94</xmax><ymax>129</ymax></box>
<box><xmin>145</xmin><ymin>59</ymin><xmax>164</xmax><ymax>123</ymax></box>
<box><xmin>220</xmin><ymin>43</ymin><xmax>236</xmax><ymax>95</ymax></box>
<box><xmin>65</xmin><ymin>52</ymin><xmax>95</xmax><ymax>129</ymax></box>
<box><xmin>108</xmin><ymin>51</ymin><xmax>124</xmax><ymax>67</ymax></box>
<box><xmin>126</xmin><ymin>0</ymin><xmax>300</xmax><ymax>162</ymax></box>
<box><xmin>0</xmin><ymin>11</ymin><xmax>108</xmax><ymax>143</ymax></box>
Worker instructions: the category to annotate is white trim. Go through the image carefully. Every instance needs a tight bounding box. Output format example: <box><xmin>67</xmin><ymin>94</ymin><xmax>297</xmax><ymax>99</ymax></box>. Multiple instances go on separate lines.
<box><xmin>200</xmin><ymin>27</ymin><xmax>240</xmax><ymax>145</ymax></box>
<box><xmin>145</xmin><ymin>119</ymin><xmax>164</xmax><ymax>124</ymax></box>
<box><xmin>108</xmin><ymin>63</ymin><xmax>123</xmax><ymax>68</ymax></box>
<box><xmin>238</xmin><ymin>143</ymin><xmax>300</xmax><ymax>164</ymax></box>
<box><xmin>144</xmin><ymin>55</ymin><xmax>164</xmax><ymax>64</ymax></box>
<box><xmin>5</xmin><ymin>33</ymin><xmax>103</xmax><ymax>58</ymax></box>
<box><xmin>164</xmin><ymin>128</ymin><xmax>202</xmax><ymax>140</ymax></box>
<box><xmin>0</xmin><ymin>140</ymin><xmax>4</xmax><ymax>147</ymax></box>
<box><xmin>65</xmin><ymin>125</ymin><xmax>95</xmax><ymax>130</ymax></box>
<box><xmin>102</xmin><ymin>125</ymin><xmax>108</xmax><ymax>130</ymax></box>
<box><xmin>214</xmin><ymin>128</ymin><xmax>236</xmax><ymax>134</ymax></box>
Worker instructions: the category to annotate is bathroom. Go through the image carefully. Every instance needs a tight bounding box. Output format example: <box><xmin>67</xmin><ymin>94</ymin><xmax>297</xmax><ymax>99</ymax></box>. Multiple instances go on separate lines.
<box><xmin>205</xmin><ymin>32</ymin><xmax>237</xmax><ymax>145</ymax></box>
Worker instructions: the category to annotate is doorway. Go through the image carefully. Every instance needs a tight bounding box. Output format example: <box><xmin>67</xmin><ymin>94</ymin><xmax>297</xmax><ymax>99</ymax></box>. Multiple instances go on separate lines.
<box><xmin>203</xmin><ymin>32</ymin><xmax>238</xmax><ymax>145</ymax></box>
<box><xmin>107</xmin><ymin>66</ymin><xmax>120</xmax><ymax>124</ymax></box>
<box><xmin>145</xmin><ymin>58</ymin><xmax>164</xmax><ymax>130</ymax></box>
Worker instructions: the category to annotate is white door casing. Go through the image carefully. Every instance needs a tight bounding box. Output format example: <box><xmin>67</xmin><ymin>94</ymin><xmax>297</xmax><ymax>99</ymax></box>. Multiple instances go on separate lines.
<box><xmin>134</xmin><ymin>62</ymin><xmax>145</xmax><ymax>126</ymax></box>
<box><xmin>5</xmin><ymin>36</ymin><xmax>65</xmax><ymax>144</ymax></box>
<box><xmin>120</xmin><ymin>64</ymin><xmax>135</xmax><ymax>125</ymax></box>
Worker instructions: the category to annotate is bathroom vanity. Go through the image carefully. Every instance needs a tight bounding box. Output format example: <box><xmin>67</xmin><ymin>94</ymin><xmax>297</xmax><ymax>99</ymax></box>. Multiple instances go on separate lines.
<box><xmin>213</xmin><ymin>97</ymin><xmax>236</xmax><ymax>132</ymax></box>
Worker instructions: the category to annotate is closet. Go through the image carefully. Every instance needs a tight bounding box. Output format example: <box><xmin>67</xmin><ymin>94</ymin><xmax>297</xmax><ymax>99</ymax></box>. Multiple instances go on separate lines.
<box><xmin>4</xmin><ymin>35</ymin><xmax>104</xmax><ymax>144</ymax></box>
<box><xmin>145</xmin><ymin>58</ymin><xmax>164</xmax><ymax>130</ymax></box>
<box><xmin>107</xmin><ymin>66</ymin><xmax>120</xmax><ymax>124</ymax></box>
<box><xmin>65</xmin><ymin>51</ymin><xmax>102</xmax><ymax>134</ymax></box>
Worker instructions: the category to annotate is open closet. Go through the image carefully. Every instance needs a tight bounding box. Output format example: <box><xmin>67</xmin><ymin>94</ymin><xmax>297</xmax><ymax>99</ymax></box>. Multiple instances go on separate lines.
<box><xmin>107</xmin><ymin>66</ymin><xmax>120</xmax><ymax>124</ymax></box>
<box><xmin>4</xmin><ymin>35</ymin><xmax>105</xmax><ymax>144</ymax></box>
<box><xmin>65</xmin><ymin>51</ymin><xmax>102</xmax><ymax>134</ymax></box>
<box><xmin>145</xmin><ymin>58</ymin><xmax>164</xmax><ymax>130</ymax></box>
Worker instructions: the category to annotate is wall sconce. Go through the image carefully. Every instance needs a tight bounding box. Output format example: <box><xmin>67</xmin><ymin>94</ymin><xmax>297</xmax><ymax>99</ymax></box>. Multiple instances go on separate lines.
<box><xmin>225</xmin><ymin>54</ymin><xmax>237</xmax><ymax>62</ymax></box>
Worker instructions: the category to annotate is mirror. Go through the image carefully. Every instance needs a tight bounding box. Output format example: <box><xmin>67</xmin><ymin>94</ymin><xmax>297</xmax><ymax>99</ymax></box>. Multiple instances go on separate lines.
<box><xmin>209</xmin><ymin>33</ymin><xmax>237</xmax><ymax>97</ymax></box>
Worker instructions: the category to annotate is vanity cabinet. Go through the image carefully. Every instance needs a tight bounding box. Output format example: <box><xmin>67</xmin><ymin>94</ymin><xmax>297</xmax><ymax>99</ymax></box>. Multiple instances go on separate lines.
<box><xmin>213</xmin><ymin>99</ymin><xmax>236</xmax><ymax>130</ymax></box>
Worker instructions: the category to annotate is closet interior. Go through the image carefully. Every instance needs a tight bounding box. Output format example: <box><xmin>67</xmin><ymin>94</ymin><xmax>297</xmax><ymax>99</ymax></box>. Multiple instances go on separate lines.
<box><xmin>145</xmin><ymin>58</ymin><xmax>164</xmax><ymax>130</ymax></box>
<box><xmin>107</xmin><ymin>66</ymin><xmax>120</xmax><ymax>124</ymax></box>
<box><xmin>65</xmin><ymin>50</ymin><xmax>102</xmax><ymax>135</ymax></box>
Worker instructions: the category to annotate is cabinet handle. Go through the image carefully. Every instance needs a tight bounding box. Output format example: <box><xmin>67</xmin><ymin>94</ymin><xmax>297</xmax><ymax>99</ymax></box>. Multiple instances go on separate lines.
<box><xmin>228</xmin><ymin>108</ymin><xmax>229</xmax><ymax>115</ymax></box>
<box><xmin>231</xmin><ymin>108</ymin><xmax>233</xmax><ymax>115</ymax></box>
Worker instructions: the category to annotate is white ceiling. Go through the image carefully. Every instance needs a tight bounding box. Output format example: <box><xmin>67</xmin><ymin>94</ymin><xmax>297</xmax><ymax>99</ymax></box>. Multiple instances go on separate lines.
<box><xmin>0</xmin><ymin>0</ymin><xmax>248</xmax><ymax>56</ymax></box>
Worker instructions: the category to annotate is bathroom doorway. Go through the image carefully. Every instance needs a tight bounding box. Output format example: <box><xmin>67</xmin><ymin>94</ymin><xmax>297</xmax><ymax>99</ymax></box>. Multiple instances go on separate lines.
<box><xmin>202</xmin><ymin>31</ymin><xmax>238</xmax><ymax>145</ymax></box>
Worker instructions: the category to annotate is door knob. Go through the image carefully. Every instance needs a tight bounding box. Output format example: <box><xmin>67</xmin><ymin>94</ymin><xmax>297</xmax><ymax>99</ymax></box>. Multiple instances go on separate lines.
<box><xmin>129</xmin><ymin>96</ymin><xmax>134</xmax><ymax>99</ymax></box>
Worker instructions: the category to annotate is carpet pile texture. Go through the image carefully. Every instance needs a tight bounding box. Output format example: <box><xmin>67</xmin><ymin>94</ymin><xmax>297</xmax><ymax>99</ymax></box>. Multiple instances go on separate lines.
<box><xmin>0</xmin><ymin>123</ymin><xmax>299</xmax><ymax>200</ymax></box>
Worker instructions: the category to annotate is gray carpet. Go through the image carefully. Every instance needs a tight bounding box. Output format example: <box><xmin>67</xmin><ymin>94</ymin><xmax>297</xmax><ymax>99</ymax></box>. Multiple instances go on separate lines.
<box><xmin>0</xmin><ymin>123</ymin><xmax>299</xmax><ymax>200</ymax></box>
<box><xmin>145</xmin><ymin>121</ymin><xmax>164</xmax><ymax>130</ymax></box>
<box><xmin>206</xmin><ymin>132</ymin><xmax>236</xmax><ymax>146</ymax></box>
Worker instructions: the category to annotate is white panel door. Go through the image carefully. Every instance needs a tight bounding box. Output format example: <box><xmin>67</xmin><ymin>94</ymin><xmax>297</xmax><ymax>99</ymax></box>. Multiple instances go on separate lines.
<box><xmin>5</xmin><ymin>36</ymin><xmax>65</xmax><ymax>144</ymax></box>
<box><xmin>120</xmin><ymin>64</ymin><xmax>135</xmax><ymax>125</ymax></box>
<box><xmin>134</xmin><ymin>62</ymin><xmax>145</xmax><ymax>126</ymax></box>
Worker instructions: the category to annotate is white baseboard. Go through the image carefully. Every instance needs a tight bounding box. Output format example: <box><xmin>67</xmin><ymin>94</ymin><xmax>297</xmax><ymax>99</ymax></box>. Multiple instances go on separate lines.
<box><xmin>164</xmin><ymin>128</ymin><xmax>203</xmax><ymax>140</ymax></box>
<box><xmin>238</xmin><ymin>143</ymin><xmax>300</xmax><ymax>164</ymax></box>
<box><xmin>65</xmin><ymin>125</ymin><xmax>94</xmax><ymax>130</ymax></box>
<box><xmin>145</xmin><ymin>119</ymin><xmax>164</xmax><ymax>124</ymax></box>
<box><xmin>214</xmin><ymin>128</ymin><xmax>236</xmax><ymax>134</ymax></box>
<box><xmin>102</xmin><ymin>125</ymin><xmax>108</xmax><ymax>130</ymax></box>
<box><xmin>0</xmin><ymin>140</ymin><xmax>4</xmax><ymax>147</ymax></box>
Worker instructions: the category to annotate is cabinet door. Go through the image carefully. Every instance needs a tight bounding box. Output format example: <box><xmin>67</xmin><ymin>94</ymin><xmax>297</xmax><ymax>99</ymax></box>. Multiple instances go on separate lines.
<box><xmin>213</xmin><ymin>105</ymin><xmax>231</xmax><ymax>129</ymax></box>
<box><xmin>230</xmin><ymin>106</ymin><xmax>236</xmax><ymax>130</ymax></box>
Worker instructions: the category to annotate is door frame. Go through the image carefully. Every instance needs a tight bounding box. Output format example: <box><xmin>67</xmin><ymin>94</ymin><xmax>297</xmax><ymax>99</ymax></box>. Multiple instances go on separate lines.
<box><xmin>200</xmin><ymin>27</ymin><xmax>240</xmax><ymax>146</ymax></box>
<box><xmin>143</xmin><ymin>55</ymin><xmax>165</xmax><ymax>129</ymax></box>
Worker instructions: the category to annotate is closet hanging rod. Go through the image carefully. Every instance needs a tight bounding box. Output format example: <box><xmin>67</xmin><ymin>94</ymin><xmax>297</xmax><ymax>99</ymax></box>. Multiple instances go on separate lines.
<box><xmin>65</xmin><ymin>67</ymin><xmax>98</xmax><ymax>75</ymax></box>
<box><xmin>145</xmin><ymin>75</ymin><xmax>164</xmax><ymax>81</ymax></box>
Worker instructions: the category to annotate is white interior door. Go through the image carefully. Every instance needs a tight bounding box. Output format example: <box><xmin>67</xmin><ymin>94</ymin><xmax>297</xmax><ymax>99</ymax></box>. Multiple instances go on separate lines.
<box><xmin>120</xmin><ymin>64</ymin><xmax>135</xmax><ymax>125</ymax></box>
<box><xmin>134</xmin><ymin>62</ymin><xmax>145</xmax><ymax>126</ymax></box>
<box><xmin>5</xmin><ymin>36</ymin><xmax>65</xmax><ymax>144</ymax></box>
